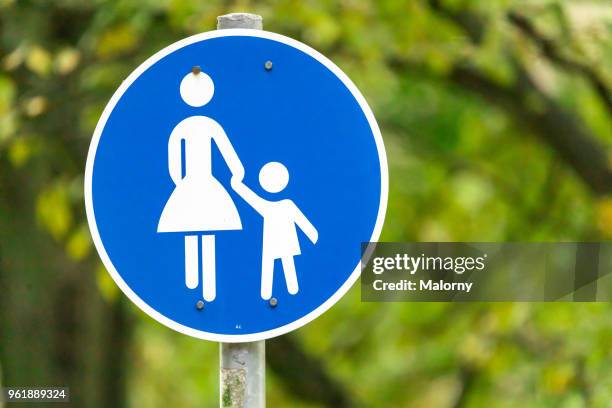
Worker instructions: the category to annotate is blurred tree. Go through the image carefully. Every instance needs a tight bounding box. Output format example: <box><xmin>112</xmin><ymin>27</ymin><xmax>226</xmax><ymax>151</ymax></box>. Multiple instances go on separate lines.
<box><xmin>0</xmin><ymin>3</ymin><xmax>132</xmax><ymax>407</ymax></box>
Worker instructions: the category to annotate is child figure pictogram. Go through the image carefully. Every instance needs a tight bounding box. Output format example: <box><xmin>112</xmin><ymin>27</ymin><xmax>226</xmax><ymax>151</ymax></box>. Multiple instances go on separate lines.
<box><xmin>231</xmin><ymin>162</ymin><xmax>318</xmax><ymax>300</ymax></box>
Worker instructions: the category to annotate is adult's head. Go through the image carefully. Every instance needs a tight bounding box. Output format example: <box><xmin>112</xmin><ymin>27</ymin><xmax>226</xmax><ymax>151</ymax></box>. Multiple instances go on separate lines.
<box><xmin>180</xmin><ymin>67</ymin><xmax>214</xmax><ymax>107</ymax></box>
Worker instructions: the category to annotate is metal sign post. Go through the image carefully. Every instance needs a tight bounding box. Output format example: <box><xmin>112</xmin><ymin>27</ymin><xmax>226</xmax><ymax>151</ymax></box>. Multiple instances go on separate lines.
<box><xmin>219</xmin><ymin>340</ymin><xmax>265</xmax><ymax>408</ymax></box>
<box><xmin>217</xmin><ymin>12</ymin><xmax>266</xmax><ymax>408</ymax></box>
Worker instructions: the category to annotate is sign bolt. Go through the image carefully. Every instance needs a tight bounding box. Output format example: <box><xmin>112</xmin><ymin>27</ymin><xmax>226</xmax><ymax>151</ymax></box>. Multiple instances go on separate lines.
<box><xmin>192</xmin><ymin>65</ymin><xmax>201</xmax><ymax>75</ymax></box>
<box><xmin>269</xmin><ymin>297</ymin><xmax>278</xmax><ymax>307</ymax></box>
<box><xmin>264</xmin><ymin>60</ymin><xmax>273</xmax><ymax>71</ymax></box>
<box><xmin>196</xmin><ymin>300</ymin><xmax>205</xmax><ymax>310</ymax></box>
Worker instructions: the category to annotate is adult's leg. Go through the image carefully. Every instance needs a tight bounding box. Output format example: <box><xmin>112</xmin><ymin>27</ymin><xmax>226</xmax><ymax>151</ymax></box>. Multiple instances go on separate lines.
<box><xmin>184</xmin><ymin>235</ymin><xmax>198</xmax><ymax>289</ymax></box>
<box><xmin>202</xmin><ymin>235</ymin><xmax>216</xmax><ymax>301</ymax></box>
<box><xmin>281</xmin><ymin>257</ymin><xmax>299</xmax><ymax>295</ymax></box>
<box><xmin>261</xmin><ymin>255</ymin><xmax>274</xmax><ymax>300</ymax></box>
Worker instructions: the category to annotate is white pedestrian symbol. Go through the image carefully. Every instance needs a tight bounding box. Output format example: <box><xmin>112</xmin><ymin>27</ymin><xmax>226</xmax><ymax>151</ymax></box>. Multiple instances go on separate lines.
<box><xmin>158</xmin><ymin>69</ymin><xmax>244</xmax><ymax>302</ymax></box>
<box><xmin>232</xmin><ymin>162</ymin><xmax>318</xmax><ymax>300</ymax></box>
<box><xmin>158</xmin><ymin>68</ymin><xmax>318</xmax><ymax>302</ymax></box>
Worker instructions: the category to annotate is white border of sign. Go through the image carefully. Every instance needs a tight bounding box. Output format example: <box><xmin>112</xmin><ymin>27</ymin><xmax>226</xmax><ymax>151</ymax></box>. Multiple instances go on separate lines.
<box><xmin>84</xmin><ymin>29</ymin><xmax>388</xmax><ymax>342</ymax></box>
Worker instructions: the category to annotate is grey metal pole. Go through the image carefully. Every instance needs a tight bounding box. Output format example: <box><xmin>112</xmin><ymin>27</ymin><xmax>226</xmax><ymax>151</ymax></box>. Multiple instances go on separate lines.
<box><xmin>219</xmin><ymin>341</ymin><xmax>265</xmax><ymax>408</ymax></box>
<box><xmin>217</xmin><ymin>13</ymin><xmax>263</xmax><ymax>30</ymax></box>
<box><xmin>217</xmin><ymin>14</ymin><xmax>265</xmax><ymax>408</ymax></box>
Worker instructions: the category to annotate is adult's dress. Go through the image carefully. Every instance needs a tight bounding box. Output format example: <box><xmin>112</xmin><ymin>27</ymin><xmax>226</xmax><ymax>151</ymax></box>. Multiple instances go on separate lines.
<box><xmin>158</xmin><ymin>115</ymin><xmax>243</xmax><ymax>233</ymax></box>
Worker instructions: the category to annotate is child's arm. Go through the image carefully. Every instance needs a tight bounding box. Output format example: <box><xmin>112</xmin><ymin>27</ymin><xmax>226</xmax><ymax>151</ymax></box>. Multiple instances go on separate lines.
<box><xmin>290</xmin><ymin>202</ymin><xmax>318</xmax><ymax>244</ymax></box>
<box><xmin>231</xmin><ymin>178</ymin><xmax>268</xmax><ymax>215</ymax></box>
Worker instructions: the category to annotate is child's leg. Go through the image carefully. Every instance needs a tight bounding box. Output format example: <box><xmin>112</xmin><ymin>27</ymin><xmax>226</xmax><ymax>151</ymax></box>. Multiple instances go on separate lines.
<box><xmin>184</xmin><ymin>235</ymin><xmax>198</xmax><ymax>289</ymax></box>
<box><xmin>202</xmin><ymin>235</ymin><xmax>216</xmax><ymax>301</ymax></box>
<box><xmin>281</xmin><ymin>257</ymin><xmax>299</xmax><ymax>295</ymax></box>
<box><xmin>261</xmin><ymin>255</ymin><xmax>274</xmax><ymax>300</ymax></box>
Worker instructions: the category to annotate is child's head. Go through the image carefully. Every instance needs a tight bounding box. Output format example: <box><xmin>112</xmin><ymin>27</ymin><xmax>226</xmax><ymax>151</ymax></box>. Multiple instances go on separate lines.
<box><xmin>259</xmin><ymin>161</ymin><xmax>289</xmax><ymax>193</ymax></box>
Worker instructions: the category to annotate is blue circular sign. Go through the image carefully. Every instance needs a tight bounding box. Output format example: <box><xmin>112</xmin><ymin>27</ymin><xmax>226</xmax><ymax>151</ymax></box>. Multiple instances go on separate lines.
<box><xmin>85</xmin><ymin>30</ymin><xmax>387</xmax><ymax>342</ymax></box>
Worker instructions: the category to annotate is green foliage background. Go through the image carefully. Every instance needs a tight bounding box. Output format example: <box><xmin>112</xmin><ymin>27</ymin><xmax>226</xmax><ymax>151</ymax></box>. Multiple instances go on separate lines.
<box><xmin>0</xmin><ymin>0</ymin><xmax>611</xmax><ymax>407</ymax></box>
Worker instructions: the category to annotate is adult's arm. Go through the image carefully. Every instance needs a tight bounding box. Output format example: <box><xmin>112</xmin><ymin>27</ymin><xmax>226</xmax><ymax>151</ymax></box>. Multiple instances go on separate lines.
<box><xmin>231</xmin><ymin>178</ymin><xmax>268</xmax><ymax>215</ymax></box>
<box><xmin>212</xmin><ymin>121</ymin><xmax>245</xmax><ymax>180</ymax></box>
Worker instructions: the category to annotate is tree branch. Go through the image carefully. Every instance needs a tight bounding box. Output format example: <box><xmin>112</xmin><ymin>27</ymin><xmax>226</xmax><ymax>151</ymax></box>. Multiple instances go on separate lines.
<box><xmin>416</xmin><ymin>2</ymin><xmax>612</xmax><ymax>195</ymax></box>
<box><xmin>452</xmin><ymin>366</ymin><xmax>476</xmax><ymax>408</ymax></box>
<box><xmin>267</xmin><ymin>335</ymin><xmax>355</xmax><ymax>407</ymax></box>
<box><xmin>507</xmin><ymin>11</ymin><xmax>612</xmax><ymax>116</ymax></box>
<box><xmin>428</xmin><ymin>0</ymin><xmax>485</xmax><ymax>44</ymax></box>
<box><xmin>450</xmin><ymin>63</ymin><xmax>612</xmax><ymax>194</ymax></box>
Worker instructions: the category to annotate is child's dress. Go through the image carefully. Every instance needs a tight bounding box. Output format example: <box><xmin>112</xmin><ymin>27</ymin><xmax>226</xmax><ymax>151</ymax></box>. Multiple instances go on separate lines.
<box><xmin>261</xmin><ymin>200</ymin><xmax>302</xmax><ymax>259</ymax></box>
